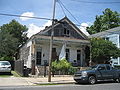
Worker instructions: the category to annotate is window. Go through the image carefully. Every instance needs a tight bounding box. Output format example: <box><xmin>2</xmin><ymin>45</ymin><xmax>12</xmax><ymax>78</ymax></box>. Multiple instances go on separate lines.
<box><xmin>77</xmin><ymin>50</ymin><xmax>81</xmax><ymax>61</ymax></box>
<box><xmin>64</xmin><ymin>28</ymin><xmax>67</xmax><ymax>34</ymax></box>
<box><xmin>67</xmin><ymin>29</ymin><xmax>69</xmax><ymax>35</ymax></box>
<box><xmin>36</xmin><ymin>47</ymin><xmax>42</xmax><ymax>65</ymax></box>
<box><xmin>52</xmin><ymin>48</ymin><xmax>56</xmax><ymax>52</ymax></box>
<box><xmin>64</xmin><ymin>28</ymin><xmax>69</xmax><ymax>36</ymax></box>
<box><xmin>98</xmin><ymin>66</ymin><xmax>106</xmax><ymax>70</ymax></box>
<box><xmin>106</xmin><ymin>37</ymin><xmax>109</xmax><ymax>41</ymax></box>
<box><xmin>36</xmin><ymin>51</ymin><xmax>41</xmax><ymax>65</ymax></box>
<box><xmin>66</xmin><ymin>49</ymin><xmax>70</xmax><ymax>61</ymax></box>
<box><xmin>102</xmin><ymin>37</ymin><xmax>105</xmax><ymax>40</ymax></box>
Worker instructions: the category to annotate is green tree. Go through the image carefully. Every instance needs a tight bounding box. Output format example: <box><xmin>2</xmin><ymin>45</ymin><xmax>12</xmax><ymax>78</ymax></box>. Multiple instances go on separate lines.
<box><xmin>87</xmin><ymin>8</ymin><xmax>120</xmax><ymax>34</ymax></box>
<box><xmin>91</xmin><ymin>38</ymin><xmax>120</xmax><ymax>63</ymax></box>
<box><xmin>0</xmin><ymin>20</ymin><xmax>28</xmax><ymax>45</ymax></box>
<box><xmin>0</xmin><ymin>30</ymin><xmax>18</xmax><ymax>60</ymax></box>
<box><xmin>0</xmin><ymin>20</ymin><xmax>28</xmax><ymax>60</ymax></box>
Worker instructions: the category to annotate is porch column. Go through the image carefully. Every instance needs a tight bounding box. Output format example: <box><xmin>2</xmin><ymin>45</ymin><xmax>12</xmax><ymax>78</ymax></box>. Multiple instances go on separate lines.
<box><xmin>80</xmin><ymin>48</ymin><xmax>83</xmax><ymax>67</ymax></box>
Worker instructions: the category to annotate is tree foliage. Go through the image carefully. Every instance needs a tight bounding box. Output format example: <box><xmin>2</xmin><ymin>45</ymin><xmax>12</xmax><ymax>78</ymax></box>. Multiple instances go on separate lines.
<box><xmin>91</xmin><ymin>38</ymin><xmax>120</xmax><ymax>63</ymax></box>
<box><xmin>0</xmin><ymin>30</ymin><xmax>18</xmax><ymax>58</ymax></box>
<box><xmin>0</xmin><ymin>20</ymin><xmax>28</xmax><ymax>60</ymax></box>
<box><xmin>0</xmin><ymin>20</ymin><xmax>28</xmax><ymax>45</ymax></box>
<box><xmin>87</xmin><ymin>8</ymin><xmax>120</xmax><ymax>34</ymax></box>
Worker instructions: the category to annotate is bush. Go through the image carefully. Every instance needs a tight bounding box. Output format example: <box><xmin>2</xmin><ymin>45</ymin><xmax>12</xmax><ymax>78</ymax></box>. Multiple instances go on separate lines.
<box><xmin>114</xmin><ymin>65</ymin><xmax>120</xmax><ymax>69</ymax></box>
<box><xmin>52</xmin><ymin>59</ymin><xmax>75</xmax><ymax>75</ymax></box>
<box><xmin>0</xmin><ymin>56</ymin><xmax>14</xmax><ymax>61</ymax></box>
<box><xmin>68</xmin><ymin>67</ymin><xmax>78</xmax><ymax>75</ymax></box>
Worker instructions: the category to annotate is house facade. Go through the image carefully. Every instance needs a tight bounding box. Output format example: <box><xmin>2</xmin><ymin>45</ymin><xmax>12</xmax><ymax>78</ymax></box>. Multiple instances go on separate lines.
<box><xmin>89</xmin><ymin>27</ymin><xmax>120</xmax><ymax>66</ymax></box>
<box><xmin>19</xmin><ymin>17</ymin><xmax>90</xmax><ymax>73</ymax></box>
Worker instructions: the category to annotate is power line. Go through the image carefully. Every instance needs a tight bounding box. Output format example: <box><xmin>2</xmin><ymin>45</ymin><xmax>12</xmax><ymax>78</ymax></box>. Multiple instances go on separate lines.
<box><xmin>70</xmin><ymin>0</ymin><xmax>120</xmax><ymax>4</ymax></box>
<box><xmin>57</xmin><ymin>0</ymin><xmax>66</xmax><ymax>16</ymax></box>
<box><xmin>0</xmin><ymin>12</ymin><xmax>81</xmax><ymax>26</ymax></box>
<box><xmin>0</xmin><ymin>13</ymin><xmax>52</xmax><ymax>20</ymax></box>
<box><xmin>58</xmin><ymin>0</ymin><xmax>81</xmax><ymax>25</ymax></box>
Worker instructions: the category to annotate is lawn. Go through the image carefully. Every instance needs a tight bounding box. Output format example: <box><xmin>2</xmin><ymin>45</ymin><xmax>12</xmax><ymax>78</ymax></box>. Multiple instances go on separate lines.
<box><xmin>0</xmin><ymin>71</ymin><xmax>20</xmax><ymax>77</ymax></box>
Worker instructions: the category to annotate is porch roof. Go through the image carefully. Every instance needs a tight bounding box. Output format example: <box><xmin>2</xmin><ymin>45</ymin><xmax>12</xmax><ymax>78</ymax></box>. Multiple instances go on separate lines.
<box><xmin>33</xmin><ymin>35</ymin><xmax>90</xmax><ymax>45</ymax></box>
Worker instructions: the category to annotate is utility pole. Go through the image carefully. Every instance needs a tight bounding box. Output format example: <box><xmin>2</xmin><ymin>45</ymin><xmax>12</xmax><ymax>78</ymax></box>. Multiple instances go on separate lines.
<box><xmin>89</xmin><ymin>42</ymin><xmax>92</xmax><ymax>66</ymax></box>
<box><xmin>48</xmin><ymin>0</ymin><xmax>56</xmax><ymax>82</ymax></box>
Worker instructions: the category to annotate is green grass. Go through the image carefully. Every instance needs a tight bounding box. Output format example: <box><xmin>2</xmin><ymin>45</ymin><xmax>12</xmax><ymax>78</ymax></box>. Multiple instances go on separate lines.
<box><xmin>11</xmin><ymin>71</ymin><xmax>21</xmax><ymax>77</ymax></box>
<box><xmin>0</xmin><ymin>74</ymin><xmax>12</xmax><ymax>77</ymax></box>
<box><xmin>0</xmin><ymin>71</ymin><xmax>21</xmax><ymax>77</ymax></box>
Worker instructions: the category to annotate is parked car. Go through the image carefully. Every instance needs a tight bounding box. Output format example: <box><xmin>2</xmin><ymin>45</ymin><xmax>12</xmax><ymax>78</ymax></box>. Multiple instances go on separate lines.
<box><xmin>74</xmin><ymin>64</ymin><xmax>120</xmax><ymax>84</ymax></box>
<box><xmin>0</xmin><ymin>61</ymin><xmax>11</xmax><ymax>74</ymax></box>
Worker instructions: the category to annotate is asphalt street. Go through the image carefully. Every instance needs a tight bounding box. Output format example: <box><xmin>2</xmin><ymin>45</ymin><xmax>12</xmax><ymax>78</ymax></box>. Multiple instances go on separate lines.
<box><xmin>0</xmin><ymin>82</ymin><xmax>120</xmax><ymax>90</ymax></box>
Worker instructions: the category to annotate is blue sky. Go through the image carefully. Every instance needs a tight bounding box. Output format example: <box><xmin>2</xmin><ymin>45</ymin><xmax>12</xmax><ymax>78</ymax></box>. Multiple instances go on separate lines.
<box><xmin>0</xmin><ymin>0</ymin><xmax>120</xmax><ymax>37</ymax></box>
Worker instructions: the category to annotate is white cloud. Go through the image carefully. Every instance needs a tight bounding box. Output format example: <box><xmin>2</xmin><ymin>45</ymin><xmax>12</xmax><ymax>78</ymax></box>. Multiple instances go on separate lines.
<box><xmin>27</xmin><ymin>20</ymin><xmax>52</xmax><ymax>38</ymax></box>
<box><xmin>43</xmin><ymin>20</ymin><xmax>52</xmax><ymax>27</ymax></box>
<box><xmin>80</xmin><ymin>22</ymin><xmax>90</xmax><ymax>36</ymax></box>
<box><xmin>20</xmin><ymin>12</ymin><xmax>34</xmax><ymax>21</ymax></box>
<box><xmin>27</xmin><ymin>23</ymin><xmax>41</xmax><ymax>38</ymax></box>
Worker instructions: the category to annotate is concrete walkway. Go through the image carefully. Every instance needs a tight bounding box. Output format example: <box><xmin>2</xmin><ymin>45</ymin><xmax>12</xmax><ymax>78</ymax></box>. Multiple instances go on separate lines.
<box><xmin>0</xmin><ymin>76</ymin><xmax>29</xmax><ymax>86</ymax></box>
<box><xmin>0</xmin><ymin>75</ymin><xmax>75</xmax><ymax>86</ymax></box>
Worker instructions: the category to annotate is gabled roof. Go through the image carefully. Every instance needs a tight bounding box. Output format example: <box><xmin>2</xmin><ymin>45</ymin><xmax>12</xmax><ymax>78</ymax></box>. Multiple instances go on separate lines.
<box><xmin>89</xmin><ymin>26</ymin><xmax>120</xmax><ymax>38</ymax></box>
<box><xmin>34</xmin><ymin>16</ymin><xmax>88</xmax><ymax>39</ymax></box>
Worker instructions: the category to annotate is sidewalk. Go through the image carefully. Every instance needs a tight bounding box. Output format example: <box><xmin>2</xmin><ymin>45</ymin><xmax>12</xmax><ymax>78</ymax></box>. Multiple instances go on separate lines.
<box><xmin>24</xmin><ymin>75</ymin><xmax>75</xmax><ymax>85</ymax></box>
<box><xmin>0</xmin><ymin>75</ymin><xmax>75</xmax><ymax>86</ymax></box>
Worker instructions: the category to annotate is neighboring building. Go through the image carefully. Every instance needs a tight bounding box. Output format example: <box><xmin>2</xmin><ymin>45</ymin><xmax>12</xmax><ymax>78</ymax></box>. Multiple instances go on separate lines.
<box><xmin>19</xmin><ymin>17</ymin><xmax>90</xmax><ymax>74</ymax></box>
<box><xmin>89</xmin><ymin>26</ymin><xmax>120</xmax><ymax>66</ymax></box>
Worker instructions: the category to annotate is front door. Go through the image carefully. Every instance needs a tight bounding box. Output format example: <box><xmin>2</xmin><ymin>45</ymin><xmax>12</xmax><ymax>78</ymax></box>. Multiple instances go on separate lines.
<box><xmin>36</xmin><ymin>48</ymin><xmax>42</xmax><ymax>65</ymax></box>
<box><xmin>77</xmin><ymin>50</ymin><xmax>81</xmax><ymax>66</ymax></box>
<box><xmin>52</xmin><ymin>48</ymin><xmax>58</xmax><ymax>61</ymax></box>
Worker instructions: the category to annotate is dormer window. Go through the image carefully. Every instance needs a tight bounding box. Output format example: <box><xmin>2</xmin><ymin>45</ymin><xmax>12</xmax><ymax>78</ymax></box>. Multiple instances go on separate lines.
<box><xmin>64</xmin><ymin>28</ymin><xmax>69</xmax><ymax>36</ymax></box>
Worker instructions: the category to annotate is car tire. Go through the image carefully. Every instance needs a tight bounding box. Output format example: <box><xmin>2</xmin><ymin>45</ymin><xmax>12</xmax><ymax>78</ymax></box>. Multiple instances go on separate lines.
<box><xmin>118</xmin><ymin>76</ymin><xmax>120</xmax><ymax>83</ymax></box>
<box><xmin>8</xmin><ymin>72</ymin><xmax>11</xmax><ymax>75</ymax></box>
<box><xmin>88</xmin><ymin>76</ymin><xmax>96</xmax><ymax>84</ymax></box>
<box><xmin>114</xmin><ymin>79</ymin><xmax>118</xmax><ymax>83</ymax></box>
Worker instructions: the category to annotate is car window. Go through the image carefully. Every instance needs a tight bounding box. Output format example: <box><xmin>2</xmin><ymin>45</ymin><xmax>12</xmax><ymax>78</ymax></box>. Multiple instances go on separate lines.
<box><xmin>106</xmin><ymin>65</ymin><xmax>111</xmax><ymax>70</ymax></box>
<box><xmin>86</xmin><ymin>65</ymin><xmax>98</xmax><ymax>70</ymax></box>
<box><xmin>98</xmin><ymin>66</ymin><xmax>106</xmax><ymax>70</ymax></box>
<box><xmin>0</xmin><ymin>62</ymin><xmax>10</xmax><ymax>65</ymax></box>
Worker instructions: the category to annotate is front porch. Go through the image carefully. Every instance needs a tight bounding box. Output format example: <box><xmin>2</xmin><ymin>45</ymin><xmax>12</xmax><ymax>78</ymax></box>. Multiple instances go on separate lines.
<box><xmin>30</xmin><ymin>36</ymin><xmax>90</xmax><ymax>67</ymax></box>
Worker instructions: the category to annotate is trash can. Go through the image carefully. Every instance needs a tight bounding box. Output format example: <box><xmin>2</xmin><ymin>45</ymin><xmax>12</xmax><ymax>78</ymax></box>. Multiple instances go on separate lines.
<box><xmin>23</xmin><ymin>66</ymin><xmax>29</xmax><ymax>77</ymax></box>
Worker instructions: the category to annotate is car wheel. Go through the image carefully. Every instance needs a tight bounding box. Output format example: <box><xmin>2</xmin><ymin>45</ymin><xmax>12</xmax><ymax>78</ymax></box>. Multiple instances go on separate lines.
<box><xmin>114</xmin><ymin>79</ymin><xmax>118</xmax><ymax>83</ymax></box>
<box><xmin>118</xmin><ymin>76</ymin><xmax>120</xmax><ymax>83</ymax></box>
<box><xmin>88</xmin><ymin>76</ymin><xmax>96</xmax><ymax>84</ymax></box>
<box><xmin>113</xmin><ymin>78</ymin><xmax>120</xmax><ymax>83</ymax></box>
<box><xmin>7</xmin><ymin>71</ymin><xmax>11</xmax><ymax>75</ymax></box>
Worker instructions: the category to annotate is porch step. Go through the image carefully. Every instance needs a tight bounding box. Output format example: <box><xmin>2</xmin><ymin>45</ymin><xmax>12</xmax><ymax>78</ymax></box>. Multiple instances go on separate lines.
<box><xmin>36</xmin><ymin>66</ymin><xmax>49</xmax><ymax>76</ymax></box>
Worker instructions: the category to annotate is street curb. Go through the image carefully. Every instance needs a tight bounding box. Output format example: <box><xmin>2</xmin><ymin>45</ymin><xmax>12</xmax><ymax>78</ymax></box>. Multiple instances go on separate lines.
<box><xmin>34</xmin><ymin>81</ymin><xmax>75</xmax><ymax>85</ymax></box>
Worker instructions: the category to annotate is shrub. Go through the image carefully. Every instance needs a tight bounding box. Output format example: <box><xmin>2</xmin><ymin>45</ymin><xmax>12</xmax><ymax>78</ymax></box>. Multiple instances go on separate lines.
<box><xmin>52</xmin><ymin>59</ymin><xmax>75</xmax><ymax>75</ymax></box>
<box><xmin>0</xmin><ymin>56</ymin><xmax>14</xmax><ymax>61</ymax></box>
<box><xmin>114</xmin><ymin>65</ymin><xmax>120</xmax><ymax>69</ymax></box>
<box><xmin>68</xmin><ymin>67</ymin><xmax>78</xmax><ymax>75</ymax></box>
